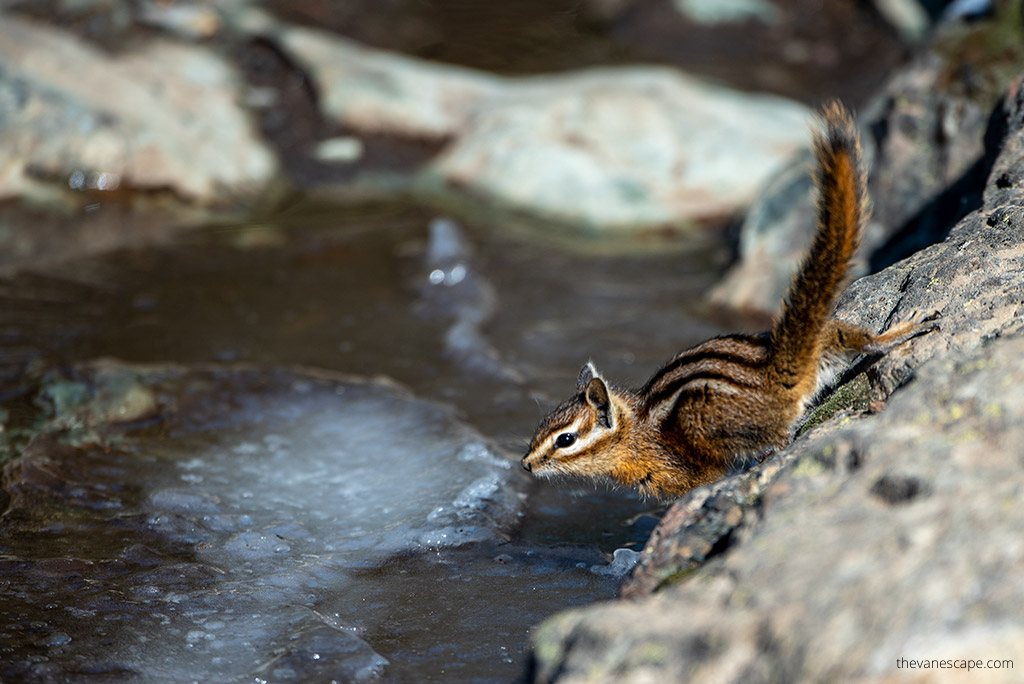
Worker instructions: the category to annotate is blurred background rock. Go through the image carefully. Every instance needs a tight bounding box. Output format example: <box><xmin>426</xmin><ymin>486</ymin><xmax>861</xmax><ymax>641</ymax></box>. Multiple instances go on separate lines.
<box><xmin>1</xmin><ymin>0</ymin><xmax>987</xmax><ymax>266</ymax></box>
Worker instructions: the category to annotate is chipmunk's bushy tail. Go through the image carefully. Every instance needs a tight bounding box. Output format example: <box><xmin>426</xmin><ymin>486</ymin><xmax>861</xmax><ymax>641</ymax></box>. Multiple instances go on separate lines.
<box><xmin>768</xmin><ymin>101</ymin><xmax>867</xmax><ymax>389</ymax></box>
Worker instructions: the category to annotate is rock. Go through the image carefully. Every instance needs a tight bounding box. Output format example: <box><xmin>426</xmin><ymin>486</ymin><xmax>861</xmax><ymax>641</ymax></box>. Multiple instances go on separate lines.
<box><xmin>47</xmin><ymin>362</ymin><xmax>160</xmax><ymax>427</ymax></box>
<box><xmin>137</xmin><ymin>0</ymin><xmax>222</xmax><ymax>39</ymax></box>
<box><xmin>261</xmin><ymin>0</ymin><xmax>901</xmax><ymax>107</ymax></box>
<box><xmin>239</xmin><ymin>8</ymin><xmax>501</xmax><ymax>138</ymax></box>
<box><xmin>827</xmin><ymin>74</ymin><xmax>1024</xmax><ymax>394</ymax></box>
<box><xmin>706</xmin><ymin>149</ymin><xmax>818</xmax><ymax>313</ymax></box>
<box><xmin>942</xmin><ymin>0</ymin><xmax>996</xmax><ymax>21</ymax></box>
<box><xmin>531</xmin><ymin>333</ymin><xmax>1024</xmax><ymax>683</ymax></box>
<box><xmin>621</xmin><ymin>453</ymin><xmax>784</xmax><ymax>598</ymax></box>
<box><xmin>312</xmin><ymin>137</ymin><xmax>365</xmax><ymax>163</ymax></box>
<box><xmin>243</xmin><ymin>11</ymin><xmax>812</xmax><ymax>231</ymax></box>
<box><xmin>644</xmin><ymin>61</ymin><xmax>1024</xmax><ymax>599</ymax></box>
<box><xmin>710</xmin><ymin>8</ymin><xmax>1023</xmax><ymax>312</ymax></box>
<box><xmin>422</xmin><ymin>67</ymin><xmax>810</xmax><ymax>230</ymax></box>
<box><xmin>0</xmin><ymin>14</ymin><xmax>278</xmax><ymax>208</ymax></box>
<box><xmin>589</xmin><ymin>548</ymin><xmax>642</xmax><ymax>578</ymax></box>
<box><xmin>985</xmin><ymin>74</ymin><xmax>1024</xmax><ymax>209</ymax></box>
<box><xmin>527</xmin><ymin>69</ymin><xmax>1024</xmax><ymax>683</ymax></box>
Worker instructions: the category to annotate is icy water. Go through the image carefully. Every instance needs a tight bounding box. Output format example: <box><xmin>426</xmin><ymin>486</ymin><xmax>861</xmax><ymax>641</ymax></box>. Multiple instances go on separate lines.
<box><xmin>0</xmin><ymin>202</ymin><xmax>734</xmax><ymax>680</ymax></box>
<box><xmin>3</xmin><ymin>366</ymin><xmax>531</xmax><ymax>681</ymax></box>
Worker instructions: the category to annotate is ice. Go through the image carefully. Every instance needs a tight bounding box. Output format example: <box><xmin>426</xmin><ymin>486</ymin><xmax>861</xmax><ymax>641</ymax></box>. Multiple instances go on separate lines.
<box><xmin>144</xmin><ymin>379</ymin><xmax>523</xmax><ymax>558</ymax></box>
<box><xmin>149</xmin><ymin>489</ymin><xmax>221</xmax><ymax>514</ymax></box>
<box><xmin>590</xmin><ymin>547</ymin><xmax>643</xmax><ymax>578</ymax></box>
<box><xmin>0</xmin><ymin>367</ymin><xmax>526</xmax><ymax>682</ymax></box>
<box><xmin>220</xmin><ymin>532</ymin><xmax>292</xmax><ymax>557</ymax></box>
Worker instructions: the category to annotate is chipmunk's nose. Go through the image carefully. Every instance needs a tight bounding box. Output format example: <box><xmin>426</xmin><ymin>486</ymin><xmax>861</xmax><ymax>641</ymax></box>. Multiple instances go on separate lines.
<box><xmin>521</xmin><ymin>454</ymin><xmax>533</xmax><ymax>472</ymax></box>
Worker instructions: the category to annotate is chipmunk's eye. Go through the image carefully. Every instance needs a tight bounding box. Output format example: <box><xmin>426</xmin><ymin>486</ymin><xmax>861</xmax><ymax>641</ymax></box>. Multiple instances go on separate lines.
<box><xmin>555</xmin><ymin>432</ymin><xmax>577</xmax><ymax>449</ymax></box>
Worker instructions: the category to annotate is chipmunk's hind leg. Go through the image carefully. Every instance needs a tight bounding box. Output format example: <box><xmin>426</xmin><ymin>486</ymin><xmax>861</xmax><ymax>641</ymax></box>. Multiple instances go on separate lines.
<box><xmin>863</xmin><ymin>310</ymin><xmax>941</xmax><ymax>353</ymax></box>
<box><xmin>826</xmin><ymin>311</ymin><xmax>941</xmax><ymax>357</ymax></box>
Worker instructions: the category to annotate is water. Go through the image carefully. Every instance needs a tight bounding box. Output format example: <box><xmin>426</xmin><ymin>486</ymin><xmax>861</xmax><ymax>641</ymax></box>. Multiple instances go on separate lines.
<box><xmin>0</xmin><ymin>201</ymin><xmax>731</xmax><ymax>680</ymax></box>
<box><xmin>2</xmin><ymin>365</ymin><xmax>533</xmax><ymax>681</ymax></box>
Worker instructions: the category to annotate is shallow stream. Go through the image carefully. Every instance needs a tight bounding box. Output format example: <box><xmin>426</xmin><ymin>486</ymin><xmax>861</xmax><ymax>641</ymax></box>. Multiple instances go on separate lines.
<box><xmin>1</xmin><ymin>202</ymin><xmax>737</xmax><ymax>680</ymax></box>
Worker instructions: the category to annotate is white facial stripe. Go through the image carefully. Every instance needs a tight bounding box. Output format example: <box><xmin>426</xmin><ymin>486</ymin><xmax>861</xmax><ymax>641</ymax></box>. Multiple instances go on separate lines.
<box><xmin>566</xmin><ymin>426</ymin><xmax>604</xmax><ymax>455</ymax></box>
<box><xmin>540</xmin><ymin>413</ymin><xmax>610</xmax><ymax>456</ymax></box>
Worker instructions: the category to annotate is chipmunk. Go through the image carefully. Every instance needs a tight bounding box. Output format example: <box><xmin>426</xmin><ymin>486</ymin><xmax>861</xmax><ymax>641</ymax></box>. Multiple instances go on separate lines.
<box><xmin>521</xmin><ymin>102</ymin><xmax>937</xmax><ymax>499</ymax></box>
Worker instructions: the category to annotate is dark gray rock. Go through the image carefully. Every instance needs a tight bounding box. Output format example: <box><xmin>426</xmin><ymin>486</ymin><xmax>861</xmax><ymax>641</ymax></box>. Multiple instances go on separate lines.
<box><xmin>532</xmin><ymin>332</ymin><xmax>1024</xmax><ymax>683</ymax></box>
<box><xmin>528</xmin><ymin>67</ymin><xmax>1024</xmax><ymax>684</ymax></box>
<box><xmin>620</xmin><ymin>75</ymin><xmax>1024</xmax><ymax>603</ymax></box>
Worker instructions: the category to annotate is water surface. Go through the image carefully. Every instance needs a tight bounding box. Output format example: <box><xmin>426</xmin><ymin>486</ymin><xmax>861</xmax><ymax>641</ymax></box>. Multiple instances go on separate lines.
<box><xmin>1</xmin><ymin>201</ymin><xmax>733</xmax><ymax>679</ymax></box>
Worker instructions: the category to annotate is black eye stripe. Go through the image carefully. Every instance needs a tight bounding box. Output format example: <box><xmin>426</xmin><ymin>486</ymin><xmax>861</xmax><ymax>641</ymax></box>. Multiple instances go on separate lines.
<box><xmin>555</xmin><ymin>432</ymin><xmax>577</xmax><ymax>449</ymax></box>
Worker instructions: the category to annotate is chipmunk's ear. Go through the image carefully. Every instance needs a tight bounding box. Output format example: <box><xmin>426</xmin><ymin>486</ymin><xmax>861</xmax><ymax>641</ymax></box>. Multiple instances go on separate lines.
<box><xmin>585</xmin><ymin>377</ymin><xmax>613</xmax><ymax>429</ymax></box>
<box><xmin>576</xmin><ymin>361</ymin><xmax>599</xmax><ymax>393</ymax></box>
